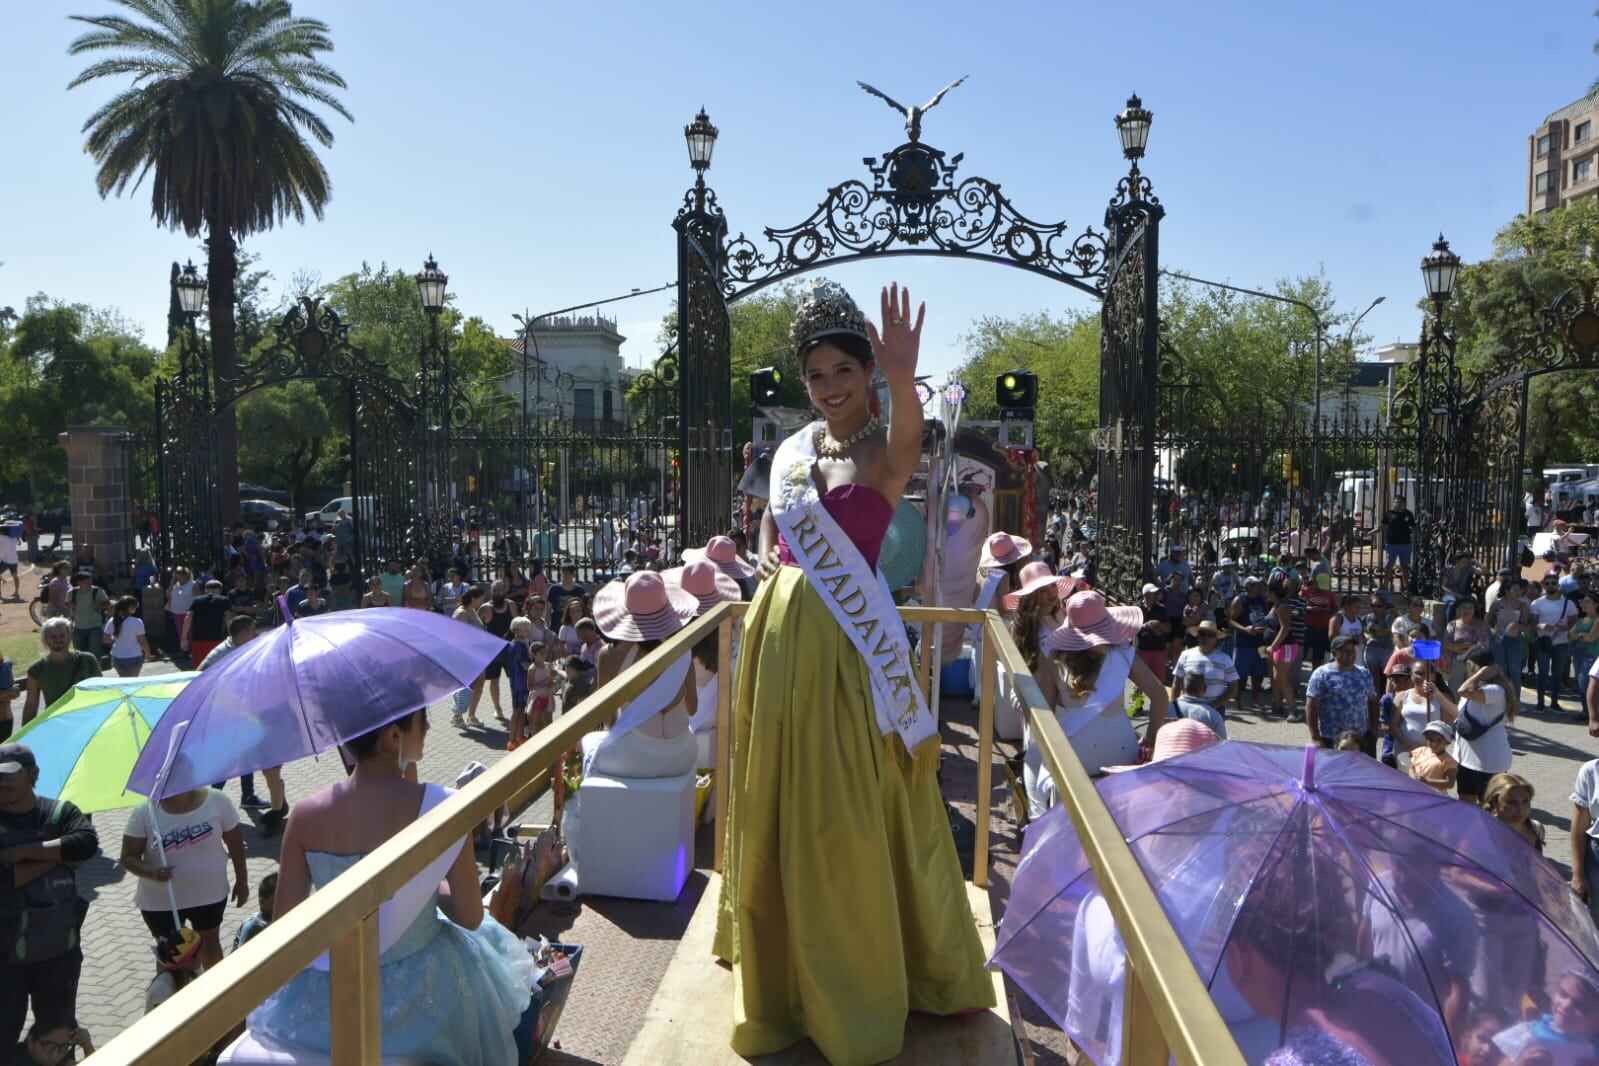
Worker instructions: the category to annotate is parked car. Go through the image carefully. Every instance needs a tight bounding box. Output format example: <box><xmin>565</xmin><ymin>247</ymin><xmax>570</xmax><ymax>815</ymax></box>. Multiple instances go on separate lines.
<box><xmin>240</xmin><ymin>499</ymin><xmax>292</xmax><ymax>528</ymax></box>
<box><xmin>303</xmin><ymin>496</ymin><xmax>372</xmax><ymax>528</ymax></box>
<box><xmin>240</xmin><ymin>481</ymin><xmax>291</xmax><ymax>504</ymax></box>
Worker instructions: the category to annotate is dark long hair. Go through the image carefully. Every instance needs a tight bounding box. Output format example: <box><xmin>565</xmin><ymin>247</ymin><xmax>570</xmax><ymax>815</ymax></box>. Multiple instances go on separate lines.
<box><xmin>112</xmin><ymin>594</ymin><xmax>139</xmax><ymax>638</ymax></box>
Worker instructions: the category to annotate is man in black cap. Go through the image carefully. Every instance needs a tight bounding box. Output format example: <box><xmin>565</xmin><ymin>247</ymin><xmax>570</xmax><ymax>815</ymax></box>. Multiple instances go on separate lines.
<box><xmin>0</xmin><ymin>743</ymin><xmax>100</xmax><ymax>1045</ymax></box>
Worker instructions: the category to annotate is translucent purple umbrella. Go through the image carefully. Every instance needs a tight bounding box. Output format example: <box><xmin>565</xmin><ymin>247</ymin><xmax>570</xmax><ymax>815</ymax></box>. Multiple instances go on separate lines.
<box><xmin>991</xmin><ymin>741</ymin><xmax>1599</xmax><ymax>1066</ymax></box>
<box><xmin>126</xmin><ymin>607</ymin><xmax>507</xmax><ymax>800</ymax></box>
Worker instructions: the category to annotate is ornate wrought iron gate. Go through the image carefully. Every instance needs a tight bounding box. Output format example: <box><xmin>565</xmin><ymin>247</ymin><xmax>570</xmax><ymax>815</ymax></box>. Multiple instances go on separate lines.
<box><xmin>673</xmin><ymin>97</ymin><xmax>1140</xmax><ymax>557</ymax></box>
<box><xmin>156</xmin><ymin>299</ymin><xmax>418</xmax><ymax>576</ymax></box>
<box><xmin>1094</xmin><ymin>171</ymin><xmax>1163</xmax><ymax>603</ymax></box>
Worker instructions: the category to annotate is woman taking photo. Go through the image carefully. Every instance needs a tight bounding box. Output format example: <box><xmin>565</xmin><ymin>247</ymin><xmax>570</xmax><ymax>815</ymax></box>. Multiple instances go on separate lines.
<box><xmin>1434</xmin><ymin>645</ymin><xmax>1513</xmax><ymax>805</ymax></box>
<box><xmin>715</xmin><ymin>282</ymin><xmax>993</xmax><ymax>1064</ymax></box>
<box><xmin>1388</xmin><ymin>660</ymin><xmax>1444</xmax><ymax>770</ymax></box>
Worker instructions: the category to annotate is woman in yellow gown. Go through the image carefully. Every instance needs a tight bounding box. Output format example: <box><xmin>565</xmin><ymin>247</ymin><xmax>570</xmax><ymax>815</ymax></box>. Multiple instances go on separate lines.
<box><xmin>715</xmin><ymin>279</ymin><xmax>994</xmax><ymax>1064</ymax></box>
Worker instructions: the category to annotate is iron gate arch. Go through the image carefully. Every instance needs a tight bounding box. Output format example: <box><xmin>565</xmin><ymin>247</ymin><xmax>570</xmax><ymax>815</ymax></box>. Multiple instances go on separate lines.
<box><xmin>672</xmin><ymin>98</ymin><xmax>1162</xmax><ymax>576</ymax></box>
<box><xmin>1419</xmin><ymin>278</ymin><xmax>1599</xmax><ymax>588</ymax></box>
<box><xmin>156</xmin><ymin>297</ymin><xmax>419</xmax><ymax>578</ymax></box>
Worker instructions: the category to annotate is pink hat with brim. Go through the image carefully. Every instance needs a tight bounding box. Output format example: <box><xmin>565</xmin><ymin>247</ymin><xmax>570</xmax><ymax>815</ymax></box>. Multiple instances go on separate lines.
<box><xmin>1041</xmin><ymin>590</ymin><xmax>1143</xmax><ymax>653</ymax></box>
<box><xmin>980</xmin><ymin>532</ymin><xmax>1033</xmax><ymax>570</ymax></box>
<box><xmin>1002</xmin><ymin>560</ymin><xmax>1080</xmax><ymax>612</ymax></box>
<box><xmin>592</xmin><ymin>571</ymin><xmax>699</xmax><ymax>642</ymax></box>
<box><xmin>664</xmin><ymin>560</ymin><xmax>742</xmax><ymax>615</ymax></box>
<box><xmin>1103</xmin><ymin>719</ymin><xmax>1220</xmax><ymax>773</ymax></box>
<box><xmin>682</xmin><ymin>535</ymin><xmax>756</xmax><ymax>580</ymax></box>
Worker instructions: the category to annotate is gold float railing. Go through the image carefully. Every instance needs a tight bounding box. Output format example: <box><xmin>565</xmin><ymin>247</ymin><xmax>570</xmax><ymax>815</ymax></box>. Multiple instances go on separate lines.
<box><xmin>96</xmin><ymin>602</ymin><xmax>1239</xmax><ymax>1065</ymax></box>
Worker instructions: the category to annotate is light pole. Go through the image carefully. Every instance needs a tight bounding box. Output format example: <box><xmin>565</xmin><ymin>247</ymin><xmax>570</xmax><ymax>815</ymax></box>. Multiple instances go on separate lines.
<box><xmin>1341</xmin><ymin>295</ymin><xmax>1385</xmax><ymax>422</ymax></box>
<box><xmin>414</xmin><ymin>254</ymin><xmax>452</xmax><ymax>572</ymax></box>
<box><xmin>1160</xmin><ymin>269</ymin><xmax>1328</xmax><ymax>496</ymax></box>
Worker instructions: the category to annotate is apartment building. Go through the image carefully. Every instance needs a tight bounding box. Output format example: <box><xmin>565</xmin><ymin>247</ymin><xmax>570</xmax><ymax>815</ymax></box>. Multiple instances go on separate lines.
<box><xmin>1528</xmin><ymin>94</ymin><xmax>1599</xmax><ymax>214</ymax></box>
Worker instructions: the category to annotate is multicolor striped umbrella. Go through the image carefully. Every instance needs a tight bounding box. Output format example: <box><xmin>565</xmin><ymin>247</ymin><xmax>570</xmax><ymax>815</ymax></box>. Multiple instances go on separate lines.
<box><xmin>10</xmin><ymin>672</ymin><xmax>197</xmax><ymax>813</ymax></box>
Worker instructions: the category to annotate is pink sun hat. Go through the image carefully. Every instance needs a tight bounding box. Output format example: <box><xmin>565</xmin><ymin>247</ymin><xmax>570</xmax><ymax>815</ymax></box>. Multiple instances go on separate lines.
<box><xmin>592</xmin><ymin>571</ymin><xmax>699</xmax><ymax>642</ymax></box>
<box><xmin>1103</xmin><ymin>718</ymin><xmax>1220</xmax><ymax>773</ymax></box>
<box><xmin>664</xmin><ymin>560</ymin><xmax>742</xmax><ymax>615</ymax></box>
<box><xmin>682</xmin><ymin>535</ymin><xmax>756</xmax><ymax>580</ymax></box>
<box><xmin>1041</xmin><ymin>590</ymin><xmax>1144</xmax><ymax>652</ymax></box>
<box><xmin>1002</xmin><ymin>560</ymin><xmax>1079</xmax><ymax>611</ymax></box>
<box><xmin>980</xmin><ymin>531</ymin><xmax>1033</xmax><ymax>570</ymax></box>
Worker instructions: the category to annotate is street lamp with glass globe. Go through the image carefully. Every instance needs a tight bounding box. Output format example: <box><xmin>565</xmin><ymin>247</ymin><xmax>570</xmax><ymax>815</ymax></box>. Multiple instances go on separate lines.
<box><xmin>684</xmin><ymin>108</ymin><xmax>718</xmax><ymax>172</ymax></box>
<box><xmin>175</xmin><ymin>260</ymin><xmax>206</xmax><ymax>319</ymax></box>
<box><xmin>1115</xmin><ymin>94</ymin><xmax>1152</xmax><ymax>161</ymax></box>
<box><xmin>415</xmin><ymin>254</ymin><xmax>449</xmax><ymax>316</ymax></box>
<box><xmin>1421</xmin><ymin>234</ymin><xmax>1461</xmax><ymax>307</ymax></box>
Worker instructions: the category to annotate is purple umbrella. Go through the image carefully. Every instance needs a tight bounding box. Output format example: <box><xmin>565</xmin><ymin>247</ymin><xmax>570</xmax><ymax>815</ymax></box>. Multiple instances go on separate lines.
<box><xmin>991</xmin><ymin>742</ymin><xmax>1599</xmax><ymax>1066</ymax></box>
<box><xmin>126</xmin><ymin>606</ymin><xmax>507</xmax><ymax>800</ymax></box>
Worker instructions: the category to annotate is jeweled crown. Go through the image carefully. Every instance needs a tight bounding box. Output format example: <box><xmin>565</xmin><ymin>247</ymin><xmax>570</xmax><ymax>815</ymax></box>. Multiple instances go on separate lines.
<box><xmin>790</xmin><ymin>279</ymin><xmax>869</xmax><ymax>352</ymax></box>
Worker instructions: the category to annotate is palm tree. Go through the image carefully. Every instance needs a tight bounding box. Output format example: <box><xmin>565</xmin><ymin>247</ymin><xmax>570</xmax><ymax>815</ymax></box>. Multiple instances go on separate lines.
<box><xmin>69</xmin><ymin>0</ymin><xmax>351</xmax><ymax>521</ymax></box>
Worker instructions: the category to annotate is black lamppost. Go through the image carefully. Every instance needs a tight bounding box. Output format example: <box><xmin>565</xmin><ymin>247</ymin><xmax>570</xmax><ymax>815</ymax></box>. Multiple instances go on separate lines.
<box><xmin>1413</xmin><ymin>233</ymin><xmax>1462</xmax><ymax>590</ymax></box>
<box><xmin>174</xmin><ymin>260</ymin><xmax>207</xmax><ymax>389</ymax></box>
<box><xmin>414</xmin><ymin>254</ymin><xmax>452</xmax><ymax>569</ymax></box>
<box><xmin>684</xmin><ymin>107</ymin><xmax>719</xmax><ymax>210</ymax></box>
<box><xmin>1115</xmin><ymin>94</ymin><xmax>1152</xmax><ymax>164</ymax></box>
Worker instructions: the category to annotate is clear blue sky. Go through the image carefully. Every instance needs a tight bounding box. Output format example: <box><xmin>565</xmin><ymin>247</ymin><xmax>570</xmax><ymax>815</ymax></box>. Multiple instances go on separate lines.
<box><xmin>1</xmin><ymin>1</ymin><xmax>1594</xmax><ymax>380</ymax></box>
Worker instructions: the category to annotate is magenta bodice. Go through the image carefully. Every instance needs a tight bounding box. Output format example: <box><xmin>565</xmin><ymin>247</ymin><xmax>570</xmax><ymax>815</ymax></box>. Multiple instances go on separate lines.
<box><xmin>777</xmin><ymin>484</ymin><xmax>895</xmax><ymax>571</ymax></box>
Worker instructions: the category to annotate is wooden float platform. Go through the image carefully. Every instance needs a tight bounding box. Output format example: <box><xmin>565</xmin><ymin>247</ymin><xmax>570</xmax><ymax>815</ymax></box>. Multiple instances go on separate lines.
<box><xmin>622</xmin><ymin>874</ymin><xmax>1016</xmax><ymax>1065</ymax></box>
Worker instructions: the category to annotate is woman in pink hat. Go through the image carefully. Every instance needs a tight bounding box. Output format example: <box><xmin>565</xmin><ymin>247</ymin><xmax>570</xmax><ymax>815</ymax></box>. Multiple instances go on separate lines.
<box><xmin>1024</xmin><ymin>591</ymin><xmax>1170</xmax><ymax>812</ymax></box>
<box><xmin>664</xmin><ymin>560</ymin><xmax>742</xmax><ymax>766</ymax></box>
<box><xmin>977</xmin><ymin>531</ymin><xmax>1033</xmax><ymax>619</ymax></box>
<box><xmin>591</xmin><ymin>571</ymin><xmax>700</xmax><ymax>739</ymax></box>
<box><xmin>718</xmin><ymin>280</ymin><xmax>994</xmax><ymax>1064</ymax></box>
<box><xmin>1004</xmin><ymin>560</ymin><xmax>1076</xmax><ymax>663</ymax></box>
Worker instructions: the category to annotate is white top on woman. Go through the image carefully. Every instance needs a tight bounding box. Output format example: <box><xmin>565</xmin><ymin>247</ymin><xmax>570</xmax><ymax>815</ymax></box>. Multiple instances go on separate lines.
<box><xmin>1453</xmin><ymin>683</ymin><xmax>1512</xmax><ymax>774</ymax></box>
<box><xmin>167</xmin><ymin>579</ymin><xmax>197</xmax><ymax>615</ymax></box>
<box><xmin>105</xmin><ymin>615</ymin><xmax>147</xmax><ymax>659</ymax></box>
<box><xmin>1394</xmin><ymin>689</ymin><xmax>1441</xmax><ymax>752</ymax></box>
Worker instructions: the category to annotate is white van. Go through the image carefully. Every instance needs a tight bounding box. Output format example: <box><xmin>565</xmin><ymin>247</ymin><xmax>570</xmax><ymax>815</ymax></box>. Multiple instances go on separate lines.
<box><xmin>303</xmin><ymin>496</ymin><xmax>373</xmax><ymax>528</ymax></box>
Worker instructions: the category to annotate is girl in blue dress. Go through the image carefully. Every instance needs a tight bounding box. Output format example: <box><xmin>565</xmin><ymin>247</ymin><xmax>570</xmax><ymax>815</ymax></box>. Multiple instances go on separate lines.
<box><xmin>247</xmin><ymin>709</ymin><xmax>532</xmax><ymax>1064</ymax></box>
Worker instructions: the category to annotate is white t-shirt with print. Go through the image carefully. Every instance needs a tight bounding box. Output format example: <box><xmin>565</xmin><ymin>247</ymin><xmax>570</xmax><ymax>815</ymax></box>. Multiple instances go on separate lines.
<box><xmin>130</xmin><ymin>788</ymin><xmax>240</xmax><ymax>911</ymax></box>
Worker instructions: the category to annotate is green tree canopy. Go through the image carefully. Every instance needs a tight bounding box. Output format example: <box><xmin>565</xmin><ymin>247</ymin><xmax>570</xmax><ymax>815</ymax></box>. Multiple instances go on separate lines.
<box><xmin>950</xmin><ymin>311</ymin><xmax>1100</xmax><ymax>480</ymax></box>
<box><xmin>0</xmin><ymin>295</ymin><xmax>161</xmax><ymax>503</ymax></box>
<box><xmin>1440</xmin><ymin>198</ymin><xmax>1599</xmax><ymax>476</ymax></box>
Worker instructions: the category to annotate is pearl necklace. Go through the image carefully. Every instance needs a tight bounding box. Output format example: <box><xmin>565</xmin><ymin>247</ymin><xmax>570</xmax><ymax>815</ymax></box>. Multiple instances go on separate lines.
<box><xmin>815</xmin><ymin>415</ymin><xmax>880</xmax><ymax>459</ymax></box>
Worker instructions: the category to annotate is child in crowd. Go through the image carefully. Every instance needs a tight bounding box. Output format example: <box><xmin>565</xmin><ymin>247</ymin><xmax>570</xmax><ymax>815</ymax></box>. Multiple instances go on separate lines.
<box><xmin>233</xmin><ymin>871</ymin><xmax>277</xmax><ymax>950</ymax></box>
<box><xmin>1460</xmin><ymin>1009</ymin><xmax>1507</xmax><ymax>1066</ymax></box>
<box><xmin>561</xmin><ymin>655</ymin><xmax>594</xmax><ymax>711</ymax></box>
<box><xmin>1483</xmin><ymin>772</ymin><xmax>1546</xmax><ymax>853</ymax></box>
<box><xmin>1182</xmin><ymin>587</ymin><xmax>1215</xmax><ymax>641</ymax></box>
<box><xmin>1409</xmin><ymin>720</ymin><xmax>1459</xmax><ymax>794</ymax></box>
<box><xmin>145</xmin><ymin>928</ymin><xmax>202</xmax><ymax>1012</ymax></box>
<box><xmin>528</xmin><ymin>641</ymin><xmax>556</xmax><ymax>735</ymax></box>
<box><xmin>1333</xmin><ymin>731</ymin><xmax>1364</xmax><ymax>754</ymax></box>
<box><xmin>505</xmin><ymin>618</ymin><xmax>534</xmax><ymax>751</ymax></box>
<box><xmin>576</xmin><ymin>618</ymin><xmax>605</xmax><ymax>668</ymax></box>
<box><xmin>438</xmin><ymin>568</ymin><xmax>467</xmax><ymax>615</ymax></box>
<box><xmin>1491</xmin><ymin>971</ymin><xmax>1599</xmax><ymax>1066</ymax></box>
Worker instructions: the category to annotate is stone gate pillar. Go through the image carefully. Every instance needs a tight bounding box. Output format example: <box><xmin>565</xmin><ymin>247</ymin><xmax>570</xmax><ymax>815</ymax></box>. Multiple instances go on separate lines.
<box><xmin>59</xmin><ymin>426</ymin><xmax>133</xmax><ymax>574</ymax></box>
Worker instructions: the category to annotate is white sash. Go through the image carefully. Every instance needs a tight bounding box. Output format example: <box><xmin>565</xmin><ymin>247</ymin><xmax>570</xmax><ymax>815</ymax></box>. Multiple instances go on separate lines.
<box><xmin>769</xmin><ymin>425</ymin><xmax>937</xmax><ymax>751</ymax></box>
<box><xmin>964</xmin><ymin>569</ymin><xmax>1007</xmax><ymax>646</ymax></box>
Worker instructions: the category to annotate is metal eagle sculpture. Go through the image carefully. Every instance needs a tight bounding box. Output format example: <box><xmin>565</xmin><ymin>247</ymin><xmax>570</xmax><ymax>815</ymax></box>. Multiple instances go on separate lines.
<box><xmin>855</xmin><ymin>75</ymin><xmax>969</xmax><ymax>142</ymax></box>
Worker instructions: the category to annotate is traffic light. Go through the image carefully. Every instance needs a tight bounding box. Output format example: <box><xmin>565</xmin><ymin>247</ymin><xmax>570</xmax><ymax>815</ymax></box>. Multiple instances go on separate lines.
<box><xmin>751</xmin><ymin>367</ymin><xmax>783</xmax><ymax>406</ymax></box>
<box><xmin>996</xmin><ymin>369</ymin><xmax>1037</xmax><ymax>416</ymax></box>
